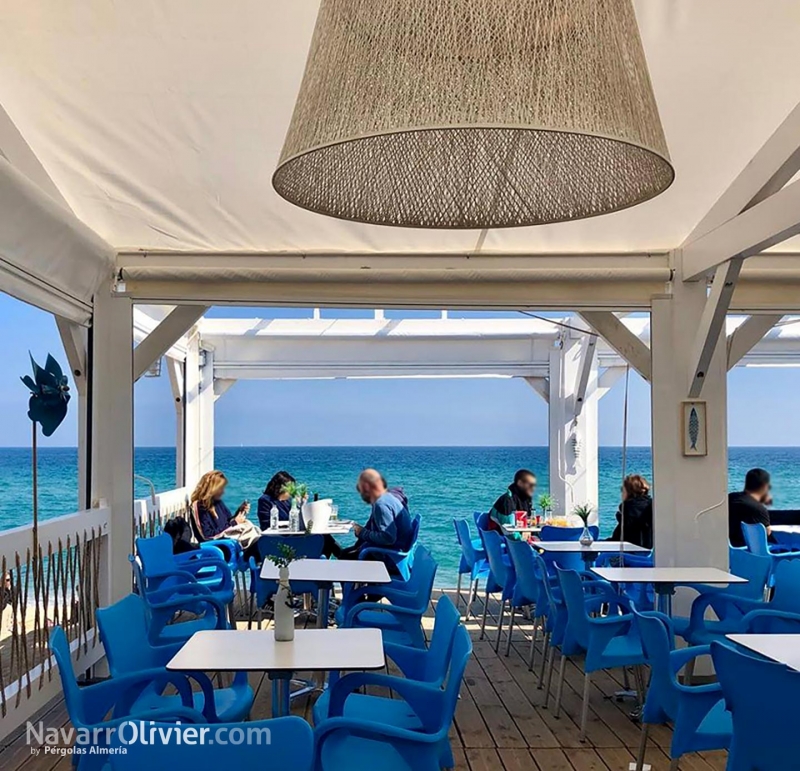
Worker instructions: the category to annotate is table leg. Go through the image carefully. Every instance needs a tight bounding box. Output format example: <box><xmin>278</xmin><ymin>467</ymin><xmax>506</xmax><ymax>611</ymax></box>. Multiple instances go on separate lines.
<box><xmin>655</xmin><ymin>585</ymin><xmax>674</xmax><ymax>615</ymax></box>
<box><xmin>270</xmin><ymin>673</ymin><xmax>292</xmax><ymax>717</ymax></box>
<box><xmin>317</xmin><ymin>586</ymin><xmax>331</xmax><ymax>629</ymax></box>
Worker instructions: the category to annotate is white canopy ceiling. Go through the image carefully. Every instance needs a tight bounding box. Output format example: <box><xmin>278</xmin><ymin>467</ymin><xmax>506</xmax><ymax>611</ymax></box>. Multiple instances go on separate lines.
<box><xmin>2</xmin><ymin>0</ymin><xmax>800</xmax><ymax>263</ymax></box>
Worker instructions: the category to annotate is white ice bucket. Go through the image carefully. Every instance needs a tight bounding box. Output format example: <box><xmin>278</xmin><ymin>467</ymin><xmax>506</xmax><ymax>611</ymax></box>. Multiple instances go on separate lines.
<box><xmin>302</xmin><ymin>499</ymin><xmax>333</xmax><ymax>530</ymax></box>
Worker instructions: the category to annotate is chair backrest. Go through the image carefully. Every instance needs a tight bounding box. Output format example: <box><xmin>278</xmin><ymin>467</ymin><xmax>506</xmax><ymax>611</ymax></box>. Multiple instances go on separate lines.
<box><xmin>480</xmin><ymin>529</ymin><xmax>512</xmax><ymax>590</ymax></box>
<box><xmin>712</xmin><ymin>641</ymin><xmax>799</xmax><ymax>770</ymax></box>
<box><xmin>473</xmin><ymin>511</ymin><xmax>489</xmax><ymax>531</ymax></box>
<box><xmin>406</xmin><ymin>514</ymin><xmax>421</xmax><ymax>553</ymax></box>
<box><xmin>728</xmin><ymin>547</ymin><xmax>771</xmax><ymax>600</ymax></box>
<box><xmin>505</xmin><ymin>538</ymin><xmax>542</xmax><ymax>607</ymax></box>
<box><xmin>424</xmin><ymin>594</ymin><xmax>461</xmax><ymax>681</ymax></box>
<box><xmin>555</xmin><ymin>567</ymin><xmax>591</xmax><ymax>650</ymax></box>
<box><xmin>257</xmin><ymin>534</ymin><xmax>325</xmax><ymax>562</ymax></box>
<box><xmin>97</xmin><ymin>593</ymin><xmax>159</xmax><ymax>676</ymax></box>
<box><xmin>407</xmin><ymin>547</ymin><xmax>438</xmax><ymax>611</ymax></box>
<box><xmin>136</xmin><ymin>534</ymin><xmax>177</xmax><ymax>578</ymax></box>
<box><xmin>540</xmin><ymin>525</ymin><xmax>600</xmax><ymax>542</ymax></box>
<box><xmin>771</xmin><ymin>559</ymin><xmax>800</xmax><ymax>613</ymax></box>
<box><xmin>741</xmin><ymin>522</ymin><xmax>771</xmax><ymax>556</ymax></box>
<box><xmin>440</xmin><ymin>625</ymin><xmax>474</xmax><ymax>734</ymax></box>
<box><xmin>454</xmin><ymin>518</ymin><xmax>481</xmax><ymax>571</ymax></box>
<box><xmin>632</xmin><ymin>607</ymin><xmax>679</xmax><ymax>722</ymax></box>
<box><xmin>49</xmin><ymin>626</ymin><xmax>88</xmax><ymax>728</ymax></box>
<box><xmin>106</xmin><ymin>717</ymin><xmax>314</xmax><ymax>771</ymax></box>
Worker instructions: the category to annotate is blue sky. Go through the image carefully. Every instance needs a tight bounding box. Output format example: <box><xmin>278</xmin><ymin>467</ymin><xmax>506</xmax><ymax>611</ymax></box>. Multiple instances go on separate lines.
<box><xmin>1</xmin><ymin>292</ymin><xmax>795</xmax><ymax>448</ymax></box>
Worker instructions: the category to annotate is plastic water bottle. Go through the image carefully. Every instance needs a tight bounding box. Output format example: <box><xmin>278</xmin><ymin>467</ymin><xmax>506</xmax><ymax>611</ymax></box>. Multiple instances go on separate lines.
<box><xmin>270</xmin><ymin>505</ymin><xmax>279</xmax><ymax>531</ymax></box>
<box><xmin>289</xmin><ymin>501</ymin><xmax>300</xmax><ymax>532</ymax></box>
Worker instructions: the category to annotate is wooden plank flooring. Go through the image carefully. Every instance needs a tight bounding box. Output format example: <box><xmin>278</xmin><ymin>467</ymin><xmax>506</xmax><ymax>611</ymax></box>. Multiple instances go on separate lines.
<box><xmin>0</xmin><ymin>588</ymin><xmax>730</xmax><ymax>771</ymax></box>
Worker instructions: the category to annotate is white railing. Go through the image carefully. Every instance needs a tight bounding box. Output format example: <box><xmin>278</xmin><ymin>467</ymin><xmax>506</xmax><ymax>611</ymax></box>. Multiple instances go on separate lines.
<box><xmin>0</xmin><ymin>486</ymin><xmax>192</xmax><ymax>740</ymax></box>
<box><xmin>134</xmin><ymin>487</ymin><xmax>190</xmax><ymax>539</ymax></box>
<box><xmin>0</xmin><ymin>506</ymin><xmax>109</xmax><ymax>738</ymax></box>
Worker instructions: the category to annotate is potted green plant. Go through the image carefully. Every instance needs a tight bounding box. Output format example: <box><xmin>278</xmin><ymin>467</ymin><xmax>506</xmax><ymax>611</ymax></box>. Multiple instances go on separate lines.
<box><xmin>265</xmin><ymin>543</ymin><xmax>299</xmax><ymax>641</ymax></box>
<box><xmin>538</xmin><ymin>493</ymin><xmax>553</xmax><ymax>522</ymax></box>
<box><xmin>572</xmin><ymin>503</ymin><xmax>595</xmax><ymax>546</ymax></box>
<box><xmin>282</xmin><ymin>481</ymin><xmax>309</xmax><ymax>531</ymax></box>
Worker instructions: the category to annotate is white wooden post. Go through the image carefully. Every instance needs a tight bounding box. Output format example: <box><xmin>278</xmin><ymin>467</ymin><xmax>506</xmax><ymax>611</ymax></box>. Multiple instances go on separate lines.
<box><xmin>184</xmin><ymin>334</ymin><xmax>215</xmax><ymax>486</ymax></box>
<box><xmin>166</xmin><ymin>357</ymin><xmax>185</xmax><ymax>488</ymax></box>
<box><xmin>90</xmin><ymin>281</ymin><xmax>133</xmax><ymax>604</ymax></box>
<box><xmin>548</xmin><ymin>337</ymin><xmax>599</xmax><ymax>521</ymax></box>
<box><xmin>650</xmin><ymin>277</ymin><xmax>729</xmax><ymax>570</ymax></box>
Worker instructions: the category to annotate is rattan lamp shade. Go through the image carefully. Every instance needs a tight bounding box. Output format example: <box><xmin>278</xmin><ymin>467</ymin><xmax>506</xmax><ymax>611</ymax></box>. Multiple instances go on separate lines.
<box><xmin>273</xmin><ymin>0</ymin><xmax>674</xmax><ymax>230</ymax></box>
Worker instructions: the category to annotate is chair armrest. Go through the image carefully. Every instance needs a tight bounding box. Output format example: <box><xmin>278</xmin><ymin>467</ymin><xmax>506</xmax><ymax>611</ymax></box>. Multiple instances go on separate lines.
<box><xmin>314</xmin><ymin>716</ymin><xmax>443</xmax><ymax>748</ymax></box>
<box><xmin>669</xmin><ymin>644</ymin><xmax>711</xmax><ymax>673</ymax></box>
<box><xmin>326</xmin><ymin>672</ymin><xmax>443</xmax><ymax>731</ymax></box>
<box><xmin>344</xmin><ymin>600</ymin><xmax>420</xmax><ymax>626</ymax></box>
<box><xmin>144</xmin><ymin>567</ymin><xmax>201</xmax><ymax>586</ymax></box>
<box><xmin>688</xmin><ymin>592</ymin><xmax>762</xmax><ymax>630</ymax></box>
<box><xmin>739</xmin><ymin>608</ymin><xmax>800</xmax><ymax>633</ymax></box>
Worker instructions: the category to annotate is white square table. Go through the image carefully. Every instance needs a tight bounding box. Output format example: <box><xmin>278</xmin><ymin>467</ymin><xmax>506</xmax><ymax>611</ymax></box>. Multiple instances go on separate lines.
<box><xmin>726</xmin><ymin>634</ymin><xmax>800</xmax><ymax>671</ymax></box>
<box><xmin>259</xmin><ymin>559</ymin><xmax>391</xmax><ymax>628</ymax></box>
<box><xmin>262</xmin><ymin>521</ymin><xmax>354</xmax><ymax>536</ymax></box>
<box><xmin>168</xmin><ymin>628</ymin><xmax>385</xmax><ymax>717</ymax></box>
<box><xmin>502</xmin><ymin>523</ymin><xmax>542</xmax><ymax>536</ymax></box>
<box><xmin>591</xmin><ymin>566</ymin><xmax>747</xmax><ymax>615</ymax></box>
<box><xmin>533</xmin><ymin>540</ymin><xmax>649</xmax><ymax>567</ymax></box>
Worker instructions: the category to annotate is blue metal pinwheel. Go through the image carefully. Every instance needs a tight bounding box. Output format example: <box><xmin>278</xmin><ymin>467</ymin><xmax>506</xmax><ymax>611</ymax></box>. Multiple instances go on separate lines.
<box><xmin>20</xmin><ymin>353</ymin><xmax>70</xmax><ymax>437</ymax></box>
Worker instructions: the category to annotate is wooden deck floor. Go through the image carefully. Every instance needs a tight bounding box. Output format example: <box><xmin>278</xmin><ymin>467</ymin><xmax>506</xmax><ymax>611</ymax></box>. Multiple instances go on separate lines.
<box><xmin>0</xmin><ymin>589</ymin><xmax>729</xmax><ymax>771</ymax></box>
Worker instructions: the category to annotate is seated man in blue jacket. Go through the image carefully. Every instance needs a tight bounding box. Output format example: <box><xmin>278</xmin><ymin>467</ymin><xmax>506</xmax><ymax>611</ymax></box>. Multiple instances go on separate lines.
<box><xmin>339</xmin><ymin>469</ymin><xmax>414</xmax><ymax>571</ymax></box>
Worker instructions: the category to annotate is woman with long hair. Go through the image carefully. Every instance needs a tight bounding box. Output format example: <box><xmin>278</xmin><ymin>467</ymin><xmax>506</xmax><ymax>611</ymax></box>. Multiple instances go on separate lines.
<box><xmin>190</xmin><ymin>470</ymin><xmax>251</xmax><ymax>541</ymax></box>
<box><xmin>256</xmin><ymin>470</ymin><xmax>295</xmax><ymax>530</ymax></box>
<box><xmin>610</xmin><ymin>473</ymin><xmax>653</xmax><ymax>549</ymax></box>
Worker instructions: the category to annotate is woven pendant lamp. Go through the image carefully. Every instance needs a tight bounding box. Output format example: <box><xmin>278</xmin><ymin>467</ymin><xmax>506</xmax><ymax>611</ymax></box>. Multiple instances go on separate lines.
<box><xmin>273</xmin><ymin>0</ymin><xmax>674</xmax><ymax>229</ymax></box>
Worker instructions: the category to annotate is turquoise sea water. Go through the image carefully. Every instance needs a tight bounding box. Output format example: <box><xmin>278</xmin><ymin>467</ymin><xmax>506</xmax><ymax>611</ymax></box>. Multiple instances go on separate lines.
<box><xmin>1</xmin><ymin>446</ymin><xmax>799</xmax><ymax>586</ymax></box>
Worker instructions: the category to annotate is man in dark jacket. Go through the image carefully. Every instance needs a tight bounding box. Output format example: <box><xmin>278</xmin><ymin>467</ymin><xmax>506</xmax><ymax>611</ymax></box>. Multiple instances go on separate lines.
<box><xmin>487</xmin><ymin>469</ymin><xmax>536</xmax><ymax>533</ymax></box>
<box><xmin>728</xmin><ymin>468</ymin><xmax>773</xmax><ymax>548</ymax></box>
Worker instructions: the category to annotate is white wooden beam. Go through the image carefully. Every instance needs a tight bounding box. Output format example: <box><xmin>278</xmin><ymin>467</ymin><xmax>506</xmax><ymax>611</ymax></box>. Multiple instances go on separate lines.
<box><xmin>572</xmin><ymin>334</ymin><xmax>597</xmax><ymax>417</ymax></box>
<box><xmin>166</xmin><ymin>357</ymin><xmax>185</xmax><ymax>487</ymax></box>
<box><xmin>55</xmin><ymin>316</ymin><xmax>87</xmax><ymax>395</ymax></box>
<box><xmin>685</xmin><ymin>102</ymin><xmax>800</xmax><ymax>246</ymax></box>
<box><xmin>727</xmin><ymin>314</ymin><xmax>784</xmax><ymax>370</ymax></box>
<box><xmin>524</xmin><ymin>376</ymin><xmax>549</xmax><ymax>403</ymax></box>
<box><xmin>597</xmin><ymin>366</ymin><xmax>626</xmax><ymax>397</ymax></box>
<box><xmin>683</xmin><ymin>178</ymin><xmax>800</xmax><ymax>281</ymax></box>
<box><xmin>688</xmin><ymin>259</ymin><xmax>743</xmax><ymax>398</ymax></box>
<box><xmin>133</xmin><ymin>305</ymin><xmax>209</xmax><ymax>382</ymax></box>
<box><xmin>213</xmin><ymin>378</ymin><xmax>237</xmax><ymax>402</ymax></box>
<box><xmin>578</xmin><ymin>312</ymin><xmax>651</xmax><ymax>382</ymax></box>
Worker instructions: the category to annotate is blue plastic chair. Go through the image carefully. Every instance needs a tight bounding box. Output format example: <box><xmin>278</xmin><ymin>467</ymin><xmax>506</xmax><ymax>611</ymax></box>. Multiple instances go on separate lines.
<box><xmin>453</xmin><ymin>518</ymin><xmax>489</xmax><ymax>621</ymax></box>
<box><xmin>503</xmin><ymin>537</ymin><xmax>552</xmax><ymax>661</ymax></box>
<box><xmin>49</xmin><ymin>626</ymin><xmax>206</xmax><ymax>765</ymax></box>
<box><xmin>742</xmin><ymin>521</ymin><xmax>800</xmax><ymax>586</ymax></box>
<box><xmin>358</xmin><ymin>514</ymin><xmax>421</xmax><ymax>581</ymax></box>
<box><xmin>678</xmin><ymin>556</ymin><xmax>800</xmax><ymax>649</ymax></box>
<box><xmin>594</xmin><ymin>549</ymin><xmax>655</xmax><ymax>609</ymax></box>
<box><xmin>712</xmin><ymin>640</ymin><xmax>800</xmax><ymax>771</ymax></box>
<box><xmin>313</xmin><ymin>623</ymin><xmax>473</xmax><ymax>771</ymax></box>
<box><xmin>556</xmin><ymin>566</ymin><xmax>645</xmax><ymax>740</ymax></box>
<box><xmin>103</xmin><ymin>716</ymin><xmax>314</xmax><ymax>771</ymax></box>
<box><xmin>539</xmin><ymin>525</ymin><xmax>600</xmax><ymax>572</ymax></box>
<box><xmin>338</xmin><ymin>547</ymin><xmax>437</xmax><ymax>649</ymax></box>
<box><xmin>96</xmin><ymin>593</ymin><xmax>253</xmax><ymax>723</ymax></box>
<box><xmin>632</xmin><ymin>608</ymin><xmax>730</xmax><ymax>771</ymax></box>
<box><xmin>134</xmin><ymin>534</ymin><xmax>235</xmax><ymax>607</ymax></box>
<box><xmin>314</xmin><ymin>595</ymin><xmax>461</xmax><ymax>725</ymax></box>
<box><xmin>673</xmin><ymin>548</ymin><xmax>771</xmax><ymax>646</ymax></box>
<box><xmin>247</xmin><ymin>533</ymin><xmax>326</xmax><ymax>628</ymax></box>
<box><xmin>473</xmin><ymin>511</ymin><xmax>489</xmax><ymax>531</ymax></box>
<box><xmin>478</xmin><ymin>529</ymin><xmax>516</xmax><ymax>652</ymax></box>
<box><xmin>128</xmin><ymin>559</ymin><xmax>231</xmax><ymax>646</ymax></box>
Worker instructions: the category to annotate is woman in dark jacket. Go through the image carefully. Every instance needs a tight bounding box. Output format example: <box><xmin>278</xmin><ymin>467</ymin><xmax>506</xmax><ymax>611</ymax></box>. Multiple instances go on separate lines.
<box><xmin>610</xmin><ymin>474</ymin><xmax>653</xmax><ymax>549</ymax></box>
<box><xmin>256</xmin><ymin>470</ymin><xmax>295</xmax><ymax>530</ymax></box>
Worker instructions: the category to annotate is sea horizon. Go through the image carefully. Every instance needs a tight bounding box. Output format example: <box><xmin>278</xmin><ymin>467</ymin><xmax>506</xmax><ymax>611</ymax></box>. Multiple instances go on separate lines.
<box><xmin>1</xmin><ymin>444</ymin><xmax>797</xmax><ymax>585</ymax></box>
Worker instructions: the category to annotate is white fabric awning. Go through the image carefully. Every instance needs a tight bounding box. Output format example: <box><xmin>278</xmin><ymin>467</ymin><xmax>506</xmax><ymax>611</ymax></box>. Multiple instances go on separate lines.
<box><xmin>0</xmin><ymin>1</ymin><xmax>798</xmax><ymax>267</ymax></box>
